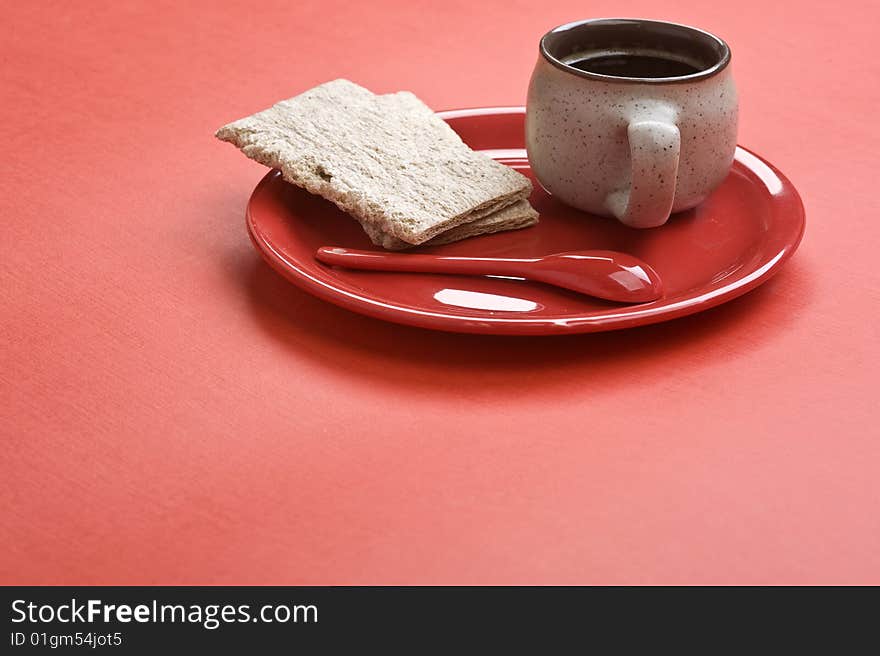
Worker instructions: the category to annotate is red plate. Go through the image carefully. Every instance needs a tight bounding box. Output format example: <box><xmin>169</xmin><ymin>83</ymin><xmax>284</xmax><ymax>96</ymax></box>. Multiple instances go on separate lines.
<box><xmin>246</xmin><ymin>107</ymin><xmax>805</xmax><ymax>335</ymax></box>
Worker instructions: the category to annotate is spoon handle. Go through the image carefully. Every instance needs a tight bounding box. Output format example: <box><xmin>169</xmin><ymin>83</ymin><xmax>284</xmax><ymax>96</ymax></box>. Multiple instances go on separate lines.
<box><xmin>315</xmin><ymin>247</ymin><xmax>533</xmax><ymax>278</ymax></box>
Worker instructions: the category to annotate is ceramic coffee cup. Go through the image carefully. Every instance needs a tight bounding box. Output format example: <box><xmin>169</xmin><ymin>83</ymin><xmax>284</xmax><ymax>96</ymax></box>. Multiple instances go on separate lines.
<box><xmin>526</xmin><ymin>18</ymin><xmax>737</xmax><ymax>228</ymax></box>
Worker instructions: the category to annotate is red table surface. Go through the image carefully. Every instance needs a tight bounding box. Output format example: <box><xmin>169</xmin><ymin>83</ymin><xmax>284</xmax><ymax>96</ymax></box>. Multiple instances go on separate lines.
<box><xmin>2</xmin><ymin>0</ymin><xmax>878</xmax><ymax>585</ymax></box>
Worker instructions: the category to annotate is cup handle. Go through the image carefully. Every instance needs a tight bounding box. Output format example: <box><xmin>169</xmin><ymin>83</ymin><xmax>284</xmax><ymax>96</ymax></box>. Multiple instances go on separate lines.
<box><xmin>605</xmin><ymin>120</ymin><xmax>680</xmax><ymax>229</ymax></box>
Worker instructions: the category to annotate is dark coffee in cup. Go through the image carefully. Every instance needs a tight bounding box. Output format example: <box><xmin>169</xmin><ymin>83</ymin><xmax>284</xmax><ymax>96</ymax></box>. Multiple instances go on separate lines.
<box><xmin>563</xmin><ymin>52</ymin><xmax>702</xmax><ymax>78</ymax></box>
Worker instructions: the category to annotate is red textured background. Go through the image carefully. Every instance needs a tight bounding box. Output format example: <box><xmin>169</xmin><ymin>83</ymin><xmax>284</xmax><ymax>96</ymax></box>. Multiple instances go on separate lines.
<box><xmin>2</xmin><ymin>0</ymin><xmax>878</xmax><ymax>584</ymax></box>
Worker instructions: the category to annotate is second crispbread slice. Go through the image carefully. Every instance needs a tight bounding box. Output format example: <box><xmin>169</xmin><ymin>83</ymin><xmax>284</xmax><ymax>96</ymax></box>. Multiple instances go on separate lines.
<box><xmin>360</xmin><ymin>200</ymin><xmax>539</xmax><ymax>250</ymax></box>
<box><xmin>215</xmin><ymin>79</ymin><xmax>533</xmax><ymax>245</ymax></box>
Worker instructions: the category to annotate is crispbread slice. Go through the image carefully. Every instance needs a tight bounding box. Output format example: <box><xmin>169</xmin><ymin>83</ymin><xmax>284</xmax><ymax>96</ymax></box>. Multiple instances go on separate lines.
<box><xmin>360</xmin><ymin>200</ymin><xmax>539</xmax><ymax>250</ymax></box>
<box><xmin>215</xmin><ymin>79</ymin><xmax>533</xmax><ymax>245</ymax></box>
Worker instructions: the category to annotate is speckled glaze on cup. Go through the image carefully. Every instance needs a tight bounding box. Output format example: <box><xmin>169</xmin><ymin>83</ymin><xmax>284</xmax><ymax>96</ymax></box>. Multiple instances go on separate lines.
<box><xmin>526</xmin><ymin>18</ymin><xmax>738</xmax><ymax>228</ymax></box>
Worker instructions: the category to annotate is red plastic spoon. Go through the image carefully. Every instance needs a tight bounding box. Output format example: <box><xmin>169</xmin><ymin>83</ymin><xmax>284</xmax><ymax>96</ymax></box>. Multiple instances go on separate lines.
<box><xmin>315</xmin><ymin>247</ymin><xmax>663</xmax><ymax>303</ymax></box>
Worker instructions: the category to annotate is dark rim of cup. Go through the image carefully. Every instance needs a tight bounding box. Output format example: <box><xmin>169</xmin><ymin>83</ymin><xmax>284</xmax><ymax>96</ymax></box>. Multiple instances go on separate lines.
<box><xmin>539</xmin><ymin>18</ymin><xmax>731</xmax><ymax>84</ymax></box>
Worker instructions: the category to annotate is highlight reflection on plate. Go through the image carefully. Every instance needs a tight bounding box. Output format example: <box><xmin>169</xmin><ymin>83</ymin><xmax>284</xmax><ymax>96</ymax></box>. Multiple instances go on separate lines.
<box><xmin>433</xmin><ymin>288</ymin><xmax>540</xmax><ymax>312</ymax></box>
